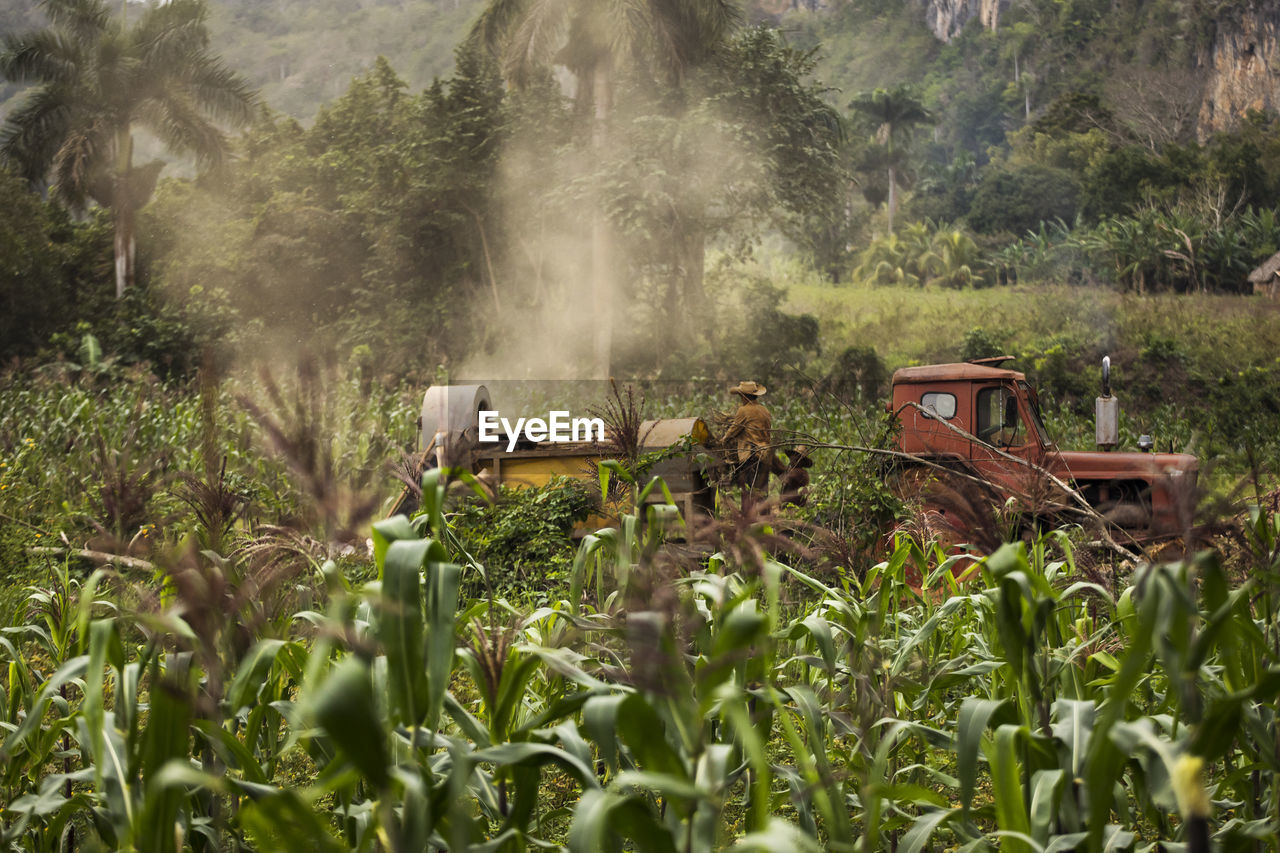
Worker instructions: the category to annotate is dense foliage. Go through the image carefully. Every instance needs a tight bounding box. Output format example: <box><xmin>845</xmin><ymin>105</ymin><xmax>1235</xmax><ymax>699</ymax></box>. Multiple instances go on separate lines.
<box><xmin>1</xmin><ymin>454</ymin><xmax>1279</xmax><ymax>850</ymax></box>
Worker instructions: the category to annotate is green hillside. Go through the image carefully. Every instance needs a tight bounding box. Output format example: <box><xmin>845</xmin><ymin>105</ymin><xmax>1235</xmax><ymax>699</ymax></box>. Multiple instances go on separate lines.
<box><xmin>1</xmin><ymin>0</ymin><xmax>485</xmax><ymax>120</ymax></box>
<box><xmin>203</xmin><ymin>0</ymin><xmax>486</xmax><ymax>118</ymax></box>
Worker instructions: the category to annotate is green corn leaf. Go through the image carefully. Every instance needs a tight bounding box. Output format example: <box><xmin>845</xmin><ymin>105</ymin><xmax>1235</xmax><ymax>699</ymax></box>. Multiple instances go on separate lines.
<box><xmin>3</xmin><ymin>655</ymin><xmax>88</xmax><ymax>754</ymax></box>
<box><xmin>1029</xmin><ymin>769</ymin><xmax>1066</xmax><ymax>843</ymax></box>
<box><xmin>611</xmin><ymin>770</ymin><xmax>704</xmax><ymax>802</ymax></box>
<box><xmin>987</xmin><ymin>726</ymin><xmax>1032</xmax><ymax>850</ymax></box>
<box><xmin>891</xmin><ymin>596</ymin><xmax>965</xmax><ymax>677</ymax></box>
<box><xmin>75</xmin><ymin>712</ymin><xmax>134</xmax><ymax>839</ymax></box>
<box><xmin>720</xmin><ymin>684</ymin><xmax>772</xmax><ymax>833</ymax></box>
<box><xmin>309</xmin><ymin>658</ymin><xmax>388</xmax><ymax>790</ymax></box>
<box><xmin>568</xmin><ymin>789</ymin><xmax>677</xmax><ymax>853</ymax></box>
<box><xmin>191</xmin><ymin>720</ymin><xmax>269</xmax><ymax>784</ymax></box>
<box><xmin>419</xmin><ymin>468</ymin><xmax>448</xmax><ymax>538</ymax></box>
<box><xmin>712</xmin><ymin>602</ymin><xmax>767</xmax><ymax>659</ymax></box>
<box><xmin>371</xmin><ymin>514</ymin><xmax>418</xmax><ymax>577</ymax></box>
<box><xmin>584</xmin><ymin>693</ymin><xmax>628</xmax><ymax>776</ymax></box>
<box><xmin>956</xmin><ymin>697</ymin><xmax>1013</xmax><ymax>812</ymax></box>
<box><xmin>238</xmin><ymin>787</ymin><xmax>346</xmax><ymax>853</ymax></box>
<box><xmin>82</xmin><ymin>620</ymin><xmax>119</xmax><ymax>753</ymax></box>
<box><xmin>728</xmin><ymin>817</ymin><xmax>823</xmax><ymax>853</ymax></box>
<box><xmin>798</xmin><ymin>612</ymin><xmax>836</xmax><ymax>673</ymax></box>
<box><xmin>423</xmin><ymin>557</ymin><xmax>462</xmax><ymax>732</ymax></box>
<box><xmin>73</xmin><ymin>569</ymin><xmax>113</xmax><ymax>656</ymax></box>
<box><xmin>778</xmin><ymin>685</ymin><xmax>854</xmax><ymax>844</ymax></box>
<box><xmin>991</xmin><ymin>830</ymin><xmax>1043</xmax><ymax>851</ymax></box>
<box><xmin>1084</xmin><ymin>584</ymin><xmax>1157</xmax><ymax>848</ymax></box>
<box><xmin>471</xmin><ymin>741</ymin><xmax>600</xmax><ymax>790</ymax></box>
<box><xmin>1100</xmin><ymin>824</ymin><xmax>1135</xmax><ymax>851</ymax></box>
<box><xmin>137</xmin><ymin>675</ymin><xmax>194</xmax><ymax>853</ymax></box>
<box><xmin>392</xmin><ymin>765</ymin><xmax>431</xmax><ymax>851</ymax></box>
<box><xmin>691</xmin><ymin>743</ymin><xmax>734</xmax><ymax>849</ymax></box>
<box><xmin>597</xmin><ymin>460</ymin><xmax>635</xmax><ymax>503</ymax></box>
<box><xmin>381</xmin><ymin>539</ymin><xmax>429</xmax><ymax>727</ymax></box>
<box><xmin>1051</xmin><ymin>699</ymin><xmax>1094</xmax><ymax>777</ymax></box>
<box><xmin>615</xmin><ymin>692</ymin><xmax>688</xmax><ymax>781</ymax></box>
<box><xmin>900</xmin><ymin>808</ymin><xmax>962</xmax><ymax>853</ymax></box>
<box><xmin>491</xmin><ymin>648</ymin><xmax>542</xmax><ymax>743</ymax></box>
<box><xmin>1109</xmin><ymin>719</ymin><xmax>1179</xmax><ymax>813</ymax></box>
<box><xmin>1044</xmin><ymin>831</ymin><xmax>1089</xmax><ymax>852</ymax></box>
<box><xmin>226</xmin><ymin>639</ymin><xmax>288</xmax><ymax>715</ymax></box>
<box><xmin>636</xmin><ymin>475</ymin><xmax>675</xmax><ymax>507</ymax></box>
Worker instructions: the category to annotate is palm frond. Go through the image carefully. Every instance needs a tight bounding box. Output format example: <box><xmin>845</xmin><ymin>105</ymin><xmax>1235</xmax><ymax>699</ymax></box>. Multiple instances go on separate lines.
<box><xmin>131</xmin><ymin>0</ymin><xmax>212</xmax><ymax>68</ymax></box>
<box><xmin>172</xmin><ymin>56</ymin><xmax>257</xmax><ymax>127</ymax></box>
<box><xmin>646</xmin><ymin>0</ymin><xmax>740</xmax><ymax>76</ymax></box>
<box><xmin>1</xmin><ymin>29</ymin><xmax>86</xmax><ymax>86</ymax></box>
<box><xmin>37</xmin><ymin>0</ymin><xmax>112</xmax><ymax>45</ymax></box>
<box><xmin>91</xmin><ymin>32</ymin><xmax>134</xmax><ymax>100</ymax></box>
<box><xmin>0</xmin><ymin>85</ymin><xmax>78</xmax><ymax>182</ymax></box>
<box><xmin>507</xmin><ymin>0</ymin><xmax>569</xmax><ymax>86</ymax></box>
<box><xmin>136</xmin><ymin>92</ymin><xmax>227</xmax><ymax>170</ymax></box>
<box><xmin>605</xmin><ymin>0</ymin><xmax>646</xmax><ymax>70</ymax></box>
<box><xmin>469</xmin><ymin>0</ymin><xmax>532</xmax><ymax>56</ymax></box>
<box><xmin>49</xmin><ymin>116</ymin><xmax>107</xmax><ymax>204</ymax></box>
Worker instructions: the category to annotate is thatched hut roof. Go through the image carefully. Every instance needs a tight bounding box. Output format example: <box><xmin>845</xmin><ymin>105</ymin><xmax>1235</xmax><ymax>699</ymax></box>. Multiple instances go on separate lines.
<box><xmin>1249</xmin><ymin>251</ymin><xmax>1280</xmax><ymax>283</ymax></box>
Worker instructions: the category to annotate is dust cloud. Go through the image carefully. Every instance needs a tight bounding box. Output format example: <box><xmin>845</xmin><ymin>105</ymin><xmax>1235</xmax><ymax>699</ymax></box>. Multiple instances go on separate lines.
<box><xmin>454</xmin><ymin>70</ymin><xmax>770</xmax><ymax>382</ymax></box>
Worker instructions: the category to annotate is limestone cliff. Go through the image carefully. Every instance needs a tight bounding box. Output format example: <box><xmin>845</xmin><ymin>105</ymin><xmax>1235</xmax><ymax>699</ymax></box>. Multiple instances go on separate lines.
<box><xmin>1199</xmin><ymin>0</ymin><xmax>1280</xmax><ymax>133</ymax></box>
<box><xmin>920</xmin><ymin>0</ymin><xmax>1008</xmax><ymax>42</ymax></box>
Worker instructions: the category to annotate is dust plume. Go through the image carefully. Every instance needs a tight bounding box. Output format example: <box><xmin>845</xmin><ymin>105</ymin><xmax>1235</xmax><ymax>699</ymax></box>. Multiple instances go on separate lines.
<box><xmin>455</xmin><ymin>54</ymin><xmax>773</xmax><ymax>381</ymax></box>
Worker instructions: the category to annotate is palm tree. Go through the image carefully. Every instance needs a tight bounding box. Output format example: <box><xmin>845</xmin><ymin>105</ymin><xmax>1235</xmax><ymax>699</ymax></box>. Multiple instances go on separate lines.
<box><xmin>1</xmin><ymin>0</ymin><xmax>257</xmax><ymax>298</ymax></box>
<box><xmin>850</xmin><ymin>86</ymin><xmax>932</xmax><ymax>234</ymax></box>
<box><xmin>472</xmin><ymin>0</ymin><xmax>739</xmax><ymax>377</ymax></box>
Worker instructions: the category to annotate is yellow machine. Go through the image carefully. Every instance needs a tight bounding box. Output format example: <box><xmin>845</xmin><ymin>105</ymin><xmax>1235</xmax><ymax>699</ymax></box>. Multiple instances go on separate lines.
<box><xmin>412</xmin><ymin>385</ymin><xmax>716</xmax><ymax>533</ymax></box>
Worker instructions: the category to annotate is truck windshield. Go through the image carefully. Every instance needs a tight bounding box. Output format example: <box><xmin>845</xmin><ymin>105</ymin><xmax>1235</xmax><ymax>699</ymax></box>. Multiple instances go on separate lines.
<box><xmin>1018</xmin><ymin>381</ymin><xmax>1053</xmax><ymax>446</ymax></box>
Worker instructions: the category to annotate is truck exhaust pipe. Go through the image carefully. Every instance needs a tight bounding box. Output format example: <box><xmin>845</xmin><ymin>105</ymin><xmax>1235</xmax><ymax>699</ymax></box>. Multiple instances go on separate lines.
<box><xmin>1096</xmin><ymin>356</ymin><xmax>1118</xmax><ymax>450</ymax></box>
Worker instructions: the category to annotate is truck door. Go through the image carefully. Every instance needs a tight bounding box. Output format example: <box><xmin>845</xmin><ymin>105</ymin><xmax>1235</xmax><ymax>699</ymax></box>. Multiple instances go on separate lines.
<box><xmin>970</xmin><ymin>383</ymin><xmax>1042</xmax><ymax>489</ymax></box>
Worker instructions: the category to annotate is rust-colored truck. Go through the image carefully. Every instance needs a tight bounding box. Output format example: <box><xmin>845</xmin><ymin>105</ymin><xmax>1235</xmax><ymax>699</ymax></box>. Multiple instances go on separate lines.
<box><xmin>889</xmin><ymin>358</ymin><xmax>1197</xmax><ymax>540</ymax></box>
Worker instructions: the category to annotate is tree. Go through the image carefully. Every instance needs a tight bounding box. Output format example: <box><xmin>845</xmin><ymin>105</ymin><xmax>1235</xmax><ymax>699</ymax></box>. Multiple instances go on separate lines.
<box><xmin>0</xmin><ymin>0</ymin><xmax>256</xmax><ymax>297</ymax></box>
<box><xmin>472</xmin><ymin>0</ymin><xmax>740</xmax><ymax>376</ymax></box>
<box><xmin>141</xmin><ymin>53</ymin><xmax>511</xmax><ymax>372</ymax></box>
<box><xmin>968</xmin><ymin>162</ymin><xmax>1078</xmax><ymax>235</ymax></box>
<box><xmin>718</xmin><ymin>28</ymin><xmax>846</xmax><ymax>280</ymax></box>
<box><xmin>0</xmin><ymin>168</ymin><xmax>79</xmax><ymax>358</ymax></box>
<box><xmin>850</xmin><ymin>86</ymin><xmax>932</xmax><ymax>233</ymax></box>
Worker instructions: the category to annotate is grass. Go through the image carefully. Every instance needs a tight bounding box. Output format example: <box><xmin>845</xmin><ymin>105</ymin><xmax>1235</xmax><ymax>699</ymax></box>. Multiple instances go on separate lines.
<box><xmin>783</xmin><ymin>277</ymin><xmax>1280</xmax><ymax>374</ymax></box>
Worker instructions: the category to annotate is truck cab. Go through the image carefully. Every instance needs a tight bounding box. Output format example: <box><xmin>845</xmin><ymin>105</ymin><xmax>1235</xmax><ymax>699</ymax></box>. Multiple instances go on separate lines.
<box><xmin>890</xmin><ymin>362</ymin><xmax>1197</xmax><ymax>538</ymax></box>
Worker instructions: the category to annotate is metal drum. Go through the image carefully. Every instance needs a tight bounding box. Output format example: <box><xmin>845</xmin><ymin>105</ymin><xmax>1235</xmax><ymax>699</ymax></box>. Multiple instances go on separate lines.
<box><xmin>419</xmin><ymin>384</ymin><xmax>492</xmax><ymax>468</ymax></box>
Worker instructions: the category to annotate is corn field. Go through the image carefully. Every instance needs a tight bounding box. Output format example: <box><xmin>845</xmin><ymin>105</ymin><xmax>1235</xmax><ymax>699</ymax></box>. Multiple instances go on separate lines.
<box><xmin>1</xmin><ymin>468</ymin><xmax>1279</xmax><ymax>851</ymax></box>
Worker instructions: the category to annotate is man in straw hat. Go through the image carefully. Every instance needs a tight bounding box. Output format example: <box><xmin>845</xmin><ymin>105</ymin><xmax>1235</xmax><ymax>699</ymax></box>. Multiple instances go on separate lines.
<box><xmin>723</xmin><ymin>380</ymin><xmax>773</xmax><ymax>500</ymax></box>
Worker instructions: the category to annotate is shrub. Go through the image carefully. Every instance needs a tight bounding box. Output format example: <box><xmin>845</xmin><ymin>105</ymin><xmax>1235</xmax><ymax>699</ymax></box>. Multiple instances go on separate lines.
<box><xmin>450</xmin><ymin>477</ymin><xmax>594</xmax><ymax>597</ymax></box>
<box><xmin>961</xmin><ymin>326</ymin><xmax>1006</xmax><ymax>361</ymax></box>
<box><xmin>823</xmin><ymin>345</ymin><xmax>888</xmax><ymax>402</ymax></box>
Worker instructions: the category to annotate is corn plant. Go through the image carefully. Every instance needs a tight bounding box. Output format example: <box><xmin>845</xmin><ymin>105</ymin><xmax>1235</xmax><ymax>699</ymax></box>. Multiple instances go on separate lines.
<box><xmin>1</xmin><ymin>462</ymin><xmax>1280</xmax><ymax>852</ymax></box>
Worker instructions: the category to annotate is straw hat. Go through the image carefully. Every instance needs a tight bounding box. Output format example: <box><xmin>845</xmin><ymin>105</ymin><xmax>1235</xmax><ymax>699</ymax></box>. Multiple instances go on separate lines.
<box><xmin>729</xmin><ymin>380</ymin><xmax>767</xmax><ymax>397</ymax></box>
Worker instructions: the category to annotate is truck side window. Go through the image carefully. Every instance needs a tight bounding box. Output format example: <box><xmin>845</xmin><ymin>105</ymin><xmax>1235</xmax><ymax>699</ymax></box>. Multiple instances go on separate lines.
<box><xmin>976</xmin><ymin>386</ymin><xmax>1024</xmax><ymax>446</ymax></box>
<box><xmin>921</xmin><ymin>392</ymin><xmax>956</xmax><ymax>419</ymax></box>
